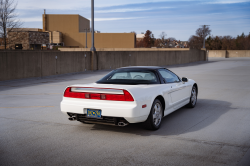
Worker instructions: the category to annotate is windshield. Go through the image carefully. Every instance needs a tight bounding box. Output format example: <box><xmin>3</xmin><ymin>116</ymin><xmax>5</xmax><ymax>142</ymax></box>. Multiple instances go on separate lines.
<box><xmin>96</xmin><ymin>69</ymin><xmax>159</xmax><ymax>85</ymax></box>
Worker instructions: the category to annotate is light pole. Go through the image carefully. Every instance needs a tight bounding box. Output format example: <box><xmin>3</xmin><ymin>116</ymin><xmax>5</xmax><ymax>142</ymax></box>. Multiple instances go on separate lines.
<box><xmin>90</xmin><ymin>0</ymin><xmax>96</xmax><ymax>51</ymax></box>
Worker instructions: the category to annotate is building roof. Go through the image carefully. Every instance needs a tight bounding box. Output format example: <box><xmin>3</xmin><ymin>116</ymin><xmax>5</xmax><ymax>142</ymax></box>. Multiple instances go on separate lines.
<box><xmin>136</xmin><ymin>34</ymin><xmax>145</xmax><ymax>39</ymax></box>
<box><xmin>8</xmin><ymin>31</ymin><xmax>48</xmax><ymax>33</ymax></box>
<box><xmin>7</xmin><ymin>28</ymin><xmax>43</xmax><ymax>32</ymax></box>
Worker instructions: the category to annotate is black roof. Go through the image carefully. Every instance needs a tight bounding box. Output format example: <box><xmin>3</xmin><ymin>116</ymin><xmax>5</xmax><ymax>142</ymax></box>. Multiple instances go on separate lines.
<box><xmin>118</xmin><ymin>66</ymin><xmax>164</xmax><ymax>70</ymax></box>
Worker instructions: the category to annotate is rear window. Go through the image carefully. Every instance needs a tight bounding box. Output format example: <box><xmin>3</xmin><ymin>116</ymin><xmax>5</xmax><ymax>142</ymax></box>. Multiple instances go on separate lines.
<box><xmin>96</xmin><ymin>69</ymin><xmax>159</xmax><ymax>84</ymax></box>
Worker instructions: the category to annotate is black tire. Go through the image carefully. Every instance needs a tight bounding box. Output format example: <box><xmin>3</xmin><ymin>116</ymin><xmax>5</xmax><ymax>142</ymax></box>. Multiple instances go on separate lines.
<box><xmin>143</xmin><ymin>99</ymin><xmax>163</xmax><ymax>130</ymax></box>
<box><xmin>186</xmin><ymin>86</ymin><xmax>197</xmax><ymax>108</ymax></box>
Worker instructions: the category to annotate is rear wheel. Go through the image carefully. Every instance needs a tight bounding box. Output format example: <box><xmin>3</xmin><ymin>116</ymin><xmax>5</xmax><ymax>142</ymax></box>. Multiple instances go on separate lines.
<box><xmin>187</xmin><ymin>86</ymin><xmax>197</xmax><ymax>108</ymax></box>
<box><xmin>144</xmin><ymin>99</ymin><xmax>163</xmax><ymax>130</ymax></box>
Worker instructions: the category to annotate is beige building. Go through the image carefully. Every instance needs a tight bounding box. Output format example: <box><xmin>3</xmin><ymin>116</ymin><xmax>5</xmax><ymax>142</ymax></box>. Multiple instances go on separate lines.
<box><xmin>49</xmin><ymin>31</ymin><xmax>63</xmax><ymax>44</ymax></box>
<box><xmin>8</xmin><ymin>29</ymin><xmax>49</xmax><ymax>50</ymax></box>
<box><xmin>43</xmin><ymin>14</ymin><xmax>135</xmax><ymax>48</ymax></box>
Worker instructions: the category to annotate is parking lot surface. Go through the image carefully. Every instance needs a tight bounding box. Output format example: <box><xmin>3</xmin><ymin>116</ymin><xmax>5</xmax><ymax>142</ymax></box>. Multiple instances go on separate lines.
<box><xmin>1</xmin><ymin>58</ymin><xmax>250</xmax><ymax>166</ymax></box>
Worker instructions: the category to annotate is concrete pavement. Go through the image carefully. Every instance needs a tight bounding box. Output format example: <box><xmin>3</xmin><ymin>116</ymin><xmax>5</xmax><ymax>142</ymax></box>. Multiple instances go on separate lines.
<box><xmin>0</xmin><ymin>58</ymin><xmax>250</xmax><ymax>166</ymax></box>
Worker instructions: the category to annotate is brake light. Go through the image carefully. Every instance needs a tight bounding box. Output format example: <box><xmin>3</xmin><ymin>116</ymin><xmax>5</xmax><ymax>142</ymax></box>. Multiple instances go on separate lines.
<box><xmin>123</xmin><ymin>90</ymin><xmax>134</xmax><ymax>101</ymax></box>
<box><xmin>64</xmin><ymin>87</ymin><xmax>134</xmax><ymax>101</ymax></box>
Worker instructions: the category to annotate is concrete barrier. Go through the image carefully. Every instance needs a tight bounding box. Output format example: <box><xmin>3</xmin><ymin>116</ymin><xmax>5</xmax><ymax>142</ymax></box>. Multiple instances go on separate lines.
<box><xmin>0</xmin><ymin>51</ymin><xmax>91</xmax><ymax>81</ymax></box>
<box><xmin>208</xmin><ymin>50</ymin><xmax>250</xmax><ymax>58</ymax></box>
<box><xmin>0</xmin><ymin>51</ymin><xmax>42</xmax><ymax>80</ymax></box>
<box><xmin>227</xmin><ymin>50</ymin><xmax>249</xmax><ymax>58</ymax></box>
<box><xmin>0</xmin><ymin>49</ymin><xmax>206</xmax><ymax>81</ymax></box>
<box><xmin>95</xmin><ymin>49</ymin><xmax>205</xmax><ymax>70</ymax></box>
<box><xmin>208</xmin><ymin>50</ymin><xmax>226</xmax><ymax>58</ymax></box>
<box><xmin>59</xmin><ymin>48</ymin><xmax>190</xmax><ymax>52</ymax></box>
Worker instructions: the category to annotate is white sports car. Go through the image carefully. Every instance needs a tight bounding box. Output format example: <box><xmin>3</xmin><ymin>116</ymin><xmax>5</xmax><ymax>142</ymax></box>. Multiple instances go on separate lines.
<box><xmin>60</xmin><ymin>66</ymin><xmax>198</xmax><ymax>130</ymax></box>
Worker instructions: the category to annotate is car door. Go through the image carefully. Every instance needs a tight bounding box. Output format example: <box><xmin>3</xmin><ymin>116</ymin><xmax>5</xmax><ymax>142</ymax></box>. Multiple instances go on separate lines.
<box><xmin>158</xmin><ymin>69</ymin><xmax>187</xmax><ymax>109</ymax></box>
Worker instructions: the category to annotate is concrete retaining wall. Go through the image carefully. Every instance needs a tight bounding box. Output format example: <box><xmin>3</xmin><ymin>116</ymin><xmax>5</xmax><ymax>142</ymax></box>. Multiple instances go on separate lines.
<box><xmin>0</xmin><ymin>51</ymin><xmax>91</xmax><ymax>81</ymax></box>
<box><xmin>208</xmin><ymin>50</ymin><xmax>250</xmax><ymax>58</ymax></box>
<box><xmin>59</xmin><ymin>48</ymin><xmax>190</xmax><ymax>52</ymax></box>
<box><xmin>0</xmin><ymin>49</ymin><xmax>206</xmax><ymax>81</ymax></box>
<box><xmin>227</xmin><ymin>50</ymin><xmax>250</xmax><ymax>58</ymax></box>
<box><xmin>0</xmin><ymin>51</ymin><xmax>41</xmax><ymax>80</ymax></box>
<box><xmin>208</xmin><ymin>50</ymin><xmax>226</xmax><ymax>58</ymax></box>
<box><xmin>95</xmin><ymin>49</ymin><xmax>205</xmax><ymax>70</ymax></box>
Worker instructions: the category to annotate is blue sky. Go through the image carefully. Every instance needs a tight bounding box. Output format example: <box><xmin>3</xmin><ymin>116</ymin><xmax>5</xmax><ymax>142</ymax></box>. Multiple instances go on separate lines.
<box><xmin>16</xmin><ymin>0</ymin><xmax>250</xmax><ymax>40</ymax></box>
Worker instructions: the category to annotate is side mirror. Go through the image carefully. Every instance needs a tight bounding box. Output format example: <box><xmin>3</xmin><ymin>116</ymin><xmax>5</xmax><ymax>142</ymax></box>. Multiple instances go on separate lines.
<box><xmin>182</xmin><ymin>77</ymin><xmax>188</xmax><ymax>82</ymax></box>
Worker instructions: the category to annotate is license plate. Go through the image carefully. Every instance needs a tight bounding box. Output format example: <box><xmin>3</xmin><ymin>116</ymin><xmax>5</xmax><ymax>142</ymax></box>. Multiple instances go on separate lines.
<box><xmin>87</xmin><ymin>109</ymin><xmax>102</xmax><ymax>118</ymax></box>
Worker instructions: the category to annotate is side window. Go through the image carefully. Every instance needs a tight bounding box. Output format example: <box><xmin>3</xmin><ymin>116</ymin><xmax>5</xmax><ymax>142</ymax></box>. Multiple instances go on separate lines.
<box><xmin>158</xmin><ymin>69</ymin><xmax>180</xmax><ymax>83</ymax></box>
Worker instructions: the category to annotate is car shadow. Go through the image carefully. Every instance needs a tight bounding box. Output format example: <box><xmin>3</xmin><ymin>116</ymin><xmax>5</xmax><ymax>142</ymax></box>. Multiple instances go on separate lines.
<box><xmin>78</xmin><ymin>99</ymin><xmax>232</xmax><ymax>136</ymax></box>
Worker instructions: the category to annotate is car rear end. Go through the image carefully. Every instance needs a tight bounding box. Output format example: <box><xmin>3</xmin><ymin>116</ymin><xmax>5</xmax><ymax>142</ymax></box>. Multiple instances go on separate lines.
<box><xmin>60</xmin><ymin>86</ymin><xmax>148</xmax><ymax>126</ymax></box>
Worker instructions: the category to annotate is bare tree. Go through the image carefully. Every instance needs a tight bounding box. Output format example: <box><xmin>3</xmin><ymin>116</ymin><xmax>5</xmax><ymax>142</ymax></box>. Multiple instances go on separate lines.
<box><xmin>0</xmin><ymin>0</ymin><xmax>22</xmax><ymax>49</ymax></box>
<box><xmin>188</xmin><ymin>35</ymin><xmax>203</xmax><ymax>49</ymax></box>
<box><xmin>159</xmin><ymin>32</ymin><xmax>167</xmax><ymax>40</ymax></box>
<box><xmin>205</xmin><ymin>33</ymin><xmax>250</xmax><ymax>50</ymax></box>
<box><xmin>196</xmin><ymin>25</ymin><xmax>211</xmax><ymax>48</ymax></box>
<box><xmin>143</xmin><ymin>30</ymin><xmax>152</xmax><ymax>48</ymax></box>
<box><xmin>159</xmin><ymin>32</ymin><xmax>167</xmax><ymax>48</ymax></box>
<box><xmin>167</xmin><ymin>37</ymin><xmax>176</xmax><ymax>42</ymax></box>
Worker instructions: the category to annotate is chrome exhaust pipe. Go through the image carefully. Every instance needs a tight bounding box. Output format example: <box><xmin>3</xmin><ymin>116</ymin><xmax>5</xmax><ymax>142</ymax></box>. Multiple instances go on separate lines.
<box><xmin>68</xmin><ymin>116</ymin><xmax>76</xmax><ymax>121</ymax></box>
<box><xmin>118</xmin><ymin>122</ymin><xmax>128</xmax><ymax>127</ymax></box>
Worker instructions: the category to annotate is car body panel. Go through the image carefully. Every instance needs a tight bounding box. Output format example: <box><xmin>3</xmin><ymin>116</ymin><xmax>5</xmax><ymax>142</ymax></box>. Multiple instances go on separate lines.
<box><xmin>60</xmin><ymin>78</ymin><xmax>196</xmax><ymax>123</ymax></box>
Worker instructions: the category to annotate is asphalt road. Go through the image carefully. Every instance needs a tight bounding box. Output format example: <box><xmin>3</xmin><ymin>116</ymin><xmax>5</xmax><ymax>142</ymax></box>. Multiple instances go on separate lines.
<box><xmin>1</xmin><ymin>58</ymin><xmax>250</xmax><ymax>166</ymax></box>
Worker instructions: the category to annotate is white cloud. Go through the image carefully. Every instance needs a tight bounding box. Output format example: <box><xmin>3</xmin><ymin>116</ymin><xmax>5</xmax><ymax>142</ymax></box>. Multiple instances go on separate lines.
<box><xmin>16</xmin><ymin>0</ymin><xmax>191</xmax><ymax>10</ymax></box>
<box><xmin>96</xmin><ymin>7</ymin><xmax>173</xmax><ymax>13</ymax></box>
<box><xmin>17</xmin><ymin>0</ymin><xmax>87</xmax><ymax>10</ymax></box>
<box><xmin>91</xmin><ymin>17</ymin><xmax>144</xmax><ymax>21</ymax></box>
<box><xmin>21</xmin><ymin>17</ymin><xmax>42</xmax><ymax>22</ymax></box>
<box><xmin>205</xmin><ymin>0</ymin><xmax>250</xmax><ymax>4</ymax></box>
<box><xmin>207</xmin><ymin>13</ymin><xmax>222</xmax><ymax>15</ymax></box>
<box><xmin>20</xmin><ymin>16</ymin><xmax>142</xmax><ymax>22</ymax></box>
<box><xmin>16</xmin><ymin>0</ymin><xmax>250</xmax><ymax>10</ymax></box>
<box><xmin>96</xmin><ymin>8</ymin><xmax>150</xmax><ymax>13</ymax></box>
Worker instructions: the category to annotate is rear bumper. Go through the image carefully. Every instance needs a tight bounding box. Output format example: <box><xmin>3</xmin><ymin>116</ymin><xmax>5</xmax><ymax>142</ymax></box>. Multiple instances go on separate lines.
<box><xmin>60</xmin><ymin>97</ymin><xmax>148</xmax><ymax>123</ymax></box>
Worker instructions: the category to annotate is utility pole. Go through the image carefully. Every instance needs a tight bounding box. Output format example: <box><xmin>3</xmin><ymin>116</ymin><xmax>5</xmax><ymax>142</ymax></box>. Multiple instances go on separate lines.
<box><xmin>90</xmin><ymin>0</ymin><xmax>96</xmax><ymax>51</ymax></box>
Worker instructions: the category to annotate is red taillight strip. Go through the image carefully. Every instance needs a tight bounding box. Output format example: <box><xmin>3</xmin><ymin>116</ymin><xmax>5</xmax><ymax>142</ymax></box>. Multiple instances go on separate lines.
<box><xmin>64</xmin><ymin>87</ymin><xmax>134</xmax><ymax>101</ymax></box>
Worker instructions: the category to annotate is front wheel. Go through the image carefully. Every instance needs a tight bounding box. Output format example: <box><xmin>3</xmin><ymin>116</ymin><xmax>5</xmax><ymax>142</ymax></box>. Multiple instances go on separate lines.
<box><xmin>187</xmin><ymin>86</ymin><xmax>197</xmax><ymax>108</ymax></box>
<box><xmin>143</xmin><ymin>99</ymin><xmax>163</xmax><ymax>130</ymax></box>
